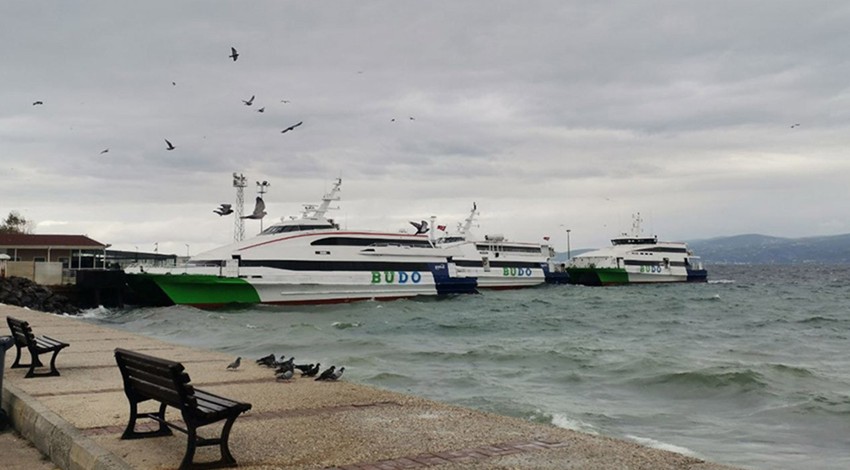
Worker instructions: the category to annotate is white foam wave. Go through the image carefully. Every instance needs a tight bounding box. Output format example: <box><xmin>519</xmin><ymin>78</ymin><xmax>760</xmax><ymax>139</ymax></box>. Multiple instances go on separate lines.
<box><xmin>550</xmin><ymin>413</ymin><xmax>599</xmax><ymax>435</ymax></box>
<box><xmin>77</xmin><ymin>305</ymin><xmax>112</xmax><ymax>319</ymax></box>
<box><xmin>625</xmin><ymin>435</ymin><xmax>701</xmax><ymax>458</ymax></box>
<box><xmin>708</xmin><ymin>279</ymin><xmax>735</xmax><ymax>284</ymax></box>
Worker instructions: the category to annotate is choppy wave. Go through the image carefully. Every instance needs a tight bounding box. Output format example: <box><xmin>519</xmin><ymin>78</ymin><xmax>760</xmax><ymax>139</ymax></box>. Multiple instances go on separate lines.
<box><xmin>625</xmin><ymin>435</ymin><xmax>702</xmax><ymax>458</ymax></box>
<box><xmin>634</xmin><ymin>368</ymin><xmax>768</xmax><ymax>392</ymax></box>
<box><xmin>78</xmin><ymin>264</ymin><xmax>850</xmax><ymax>470</ymax></box>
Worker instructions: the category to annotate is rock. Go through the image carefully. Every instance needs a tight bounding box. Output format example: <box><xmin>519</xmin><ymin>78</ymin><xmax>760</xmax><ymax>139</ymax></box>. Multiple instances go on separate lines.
<box><xmin>0</xmin><ymin>276</ymin><xmax>80</xmax><ymax>315</ymax></box>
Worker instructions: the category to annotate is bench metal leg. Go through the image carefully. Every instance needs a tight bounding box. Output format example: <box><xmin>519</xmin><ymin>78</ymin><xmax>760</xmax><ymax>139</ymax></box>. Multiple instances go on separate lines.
<box><xmin>121</xmin><ymin>402</ymin><xmax>173</xmax><ymax>439</ymax></box>
<box><xmin>23</xmin><ymin>350</ymin><xmax>62</xmax><ymax>378</ymax></box>
<box><xmin>178</xmin><ymin>415</ymin><xmax>240</xmax><ymax>469</ymax></box>
<box><xmin>10</xmin><ymin>345</ymin><xmax>44</xmax><ymax>369</ymax></box>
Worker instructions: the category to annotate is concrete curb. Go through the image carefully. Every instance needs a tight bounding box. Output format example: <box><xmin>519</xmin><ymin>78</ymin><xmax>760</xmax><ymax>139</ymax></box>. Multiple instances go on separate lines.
<box><xmin>2</xmin><ymin>382</ymin><xmax>132</xmax><ymax>470</ymax></box>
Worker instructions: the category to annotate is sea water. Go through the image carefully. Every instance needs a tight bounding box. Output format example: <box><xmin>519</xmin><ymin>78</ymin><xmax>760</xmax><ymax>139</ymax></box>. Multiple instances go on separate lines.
<box><xmin>81</xmin><ymin>264</ymin><xmax>850</xmax><ymax>470</ymax></box>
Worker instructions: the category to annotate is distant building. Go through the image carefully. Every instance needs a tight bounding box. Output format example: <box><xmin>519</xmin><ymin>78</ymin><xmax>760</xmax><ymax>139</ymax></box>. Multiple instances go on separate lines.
<box><xmin>0</xmin><ymin>233</ymin><xmax>109</xmax><ymax>284</ymax></box>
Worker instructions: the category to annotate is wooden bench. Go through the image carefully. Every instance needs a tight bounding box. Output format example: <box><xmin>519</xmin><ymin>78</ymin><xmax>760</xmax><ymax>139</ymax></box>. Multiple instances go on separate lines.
<box><xmin>6</xmin><ymin>316</ymin><xmax>69</xmax><ymax>378</ymax></box>
<box><xmin>114</xmin><ymin>348</ymin><xmax>252</xmax><ymax>470</ymax></box>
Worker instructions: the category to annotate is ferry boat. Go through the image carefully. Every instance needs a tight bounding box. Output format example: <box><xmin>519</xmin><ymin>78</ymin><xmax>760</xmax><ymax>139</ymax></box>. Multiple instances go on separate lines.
<box><xmin>565</xmin><ymin>213</ymin><xmax>707</xmax><ymax>286</ymax></box>
<box><xmin>125</xmin><ymin>179</ymin><xmax>476</xmax><ymax>308</ymax></box>
<box><xmin>435</xmin><ymin>203</ymin><xmax>568</xmax><ymax>288</ymax></box>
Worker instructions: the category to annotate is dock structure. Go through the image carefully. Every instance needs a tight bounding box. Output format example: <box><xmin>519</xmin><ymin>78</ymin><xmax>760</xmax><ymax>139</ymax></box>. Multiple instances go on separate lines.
<box><xmin>0</xmin><ymin>305</ymin><xmax>738</xmax><ymax>470</ymax></box>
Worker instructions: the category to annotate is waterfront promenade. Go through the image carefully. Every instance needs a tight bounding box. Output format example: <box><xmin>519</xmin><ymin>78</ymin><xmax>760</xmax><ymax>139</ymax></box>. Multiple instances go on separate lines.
<box><xmin>1</xmin><ymin>304</ymin><xmax>737</xmax><ymax>469</ymax></box>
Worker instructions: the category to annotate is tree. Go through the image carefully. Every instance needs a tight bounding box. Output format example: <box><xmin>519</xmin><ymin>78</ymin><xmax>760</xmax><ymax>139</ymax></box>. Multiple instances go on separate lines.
<box><xmin>0</xmin><ymin>211</ymin><xmax>34</xmax><ymax>234</ymax></box>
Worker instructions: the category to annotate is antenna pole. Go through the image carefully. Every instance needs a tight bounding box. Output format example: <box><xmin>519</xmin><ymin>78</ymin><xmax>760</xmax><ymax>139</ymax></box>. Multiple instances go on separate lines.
<box><xmin>232</xmin><ymin>172</ymin><xmax>247</xmax><ymax>241</ymax></box>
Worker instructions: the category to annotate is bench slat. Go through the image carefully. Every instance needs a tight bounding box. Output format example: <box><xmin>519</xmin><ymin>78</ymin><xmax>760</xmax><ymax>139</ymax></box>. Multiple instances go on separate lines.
<box><xmin>126</xmin><ymin>377</ymin><xmax>186</xmax><ymax>408</ymax></box>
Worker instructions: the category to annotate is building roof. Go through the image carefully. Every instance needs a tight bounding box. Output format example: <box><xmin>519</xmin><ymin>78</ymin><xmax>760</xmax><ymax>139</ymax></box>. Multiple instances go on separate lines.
<box><xmin>0</xmin><ymin>233</ymin><xmax>108</xmax><ymax>249</ymax></box>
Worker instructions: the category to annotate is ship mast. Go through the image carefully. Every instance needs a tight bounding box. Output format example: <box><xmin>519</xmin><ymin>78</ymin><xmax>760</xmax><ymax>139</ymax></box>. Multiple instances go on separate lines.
<box><xmin>457</xmin><ymin>202</ymin><xmax>478</xmax><ymax>236</ymax></box>
<box><xmin>304</xmin><ymin>178</ymin><xmax>341</xmax><ymax>220</ymax></box>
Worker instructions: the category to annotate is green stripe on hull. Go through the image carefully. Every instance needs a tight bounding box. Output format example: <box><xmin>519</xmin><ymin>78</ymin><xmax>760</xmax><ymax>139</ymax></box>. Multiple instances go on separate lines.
<box><xmin>566</xmin><ymin>267</ymin><xmax>629</xmax><ymax>286</ymax></box>
<box><xmin>138</xmin><ymin>273</ymin><xmax>261</xmax><ymax>306</ymax></box>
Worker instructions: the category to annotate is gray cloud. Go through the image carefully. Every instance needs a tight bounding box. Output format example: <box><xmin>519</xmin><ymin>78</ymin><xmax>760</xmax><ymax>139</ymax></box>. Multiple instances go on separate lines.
<box><xmin>2</xmin><ymin>1</ymin><xmax>849</xmax><ymax>254</ymax></box>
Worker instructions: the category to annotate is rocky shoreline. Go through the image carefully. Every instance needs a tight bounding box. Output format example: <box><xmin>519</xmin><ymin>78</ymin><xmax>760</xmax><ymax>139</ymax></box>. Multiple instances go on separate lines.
<box><xmin>0</xmin><ymin>276</ymin><xmax>80</xmax><ymax>315</ymax></box>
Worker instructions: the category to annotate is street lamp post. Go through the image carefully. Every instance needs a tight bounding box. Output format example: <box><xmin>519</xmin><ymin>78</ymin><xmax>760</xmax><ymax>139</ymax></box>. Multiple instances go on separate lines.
<box><xmin>566</xmin><ymin>229</ymin><xmax>571</xmax><ymax>261</ymax></box>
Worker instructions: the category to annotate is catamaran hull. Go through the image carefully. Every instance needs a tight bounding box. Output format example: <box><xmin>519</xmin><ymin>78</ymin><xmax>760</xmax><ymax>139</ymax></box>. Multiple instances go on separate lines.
<box><xmin>566</xmin><ymin>267</ymin><xmax>708</xmax><ymax>286</ymax></box>
<box><xmin>126</xmin><ymin>263</ymin><xmax>476</xmax><ymax>308</ymax></box>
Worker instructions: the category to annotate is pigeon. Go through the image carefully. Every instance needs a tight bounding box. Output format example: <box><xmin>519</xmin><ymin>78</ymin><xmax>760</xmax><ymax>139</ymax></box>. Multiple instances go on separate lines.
<box><xmin>275</xmin><ymin>369</ymin><xmax>293</xmax><ymax>381</ymax></box>
<box><xmin>256</xmin><ymin>353</ymin><xmax>276</xmax><ymax>366</ymax></box>
<box><xmin>301</xmin><ymin>363</ymin><xmax>321</xmax><ymax>377</ymax></box>
<box><xmin>257</xmin><ymin>107</ymin><xmax>265</xmax><ymax>113</ymax></box>
<box><xmin>214</xmin><ymin>203</ymin><xmax>233</xmax><ymax>216</ymax></box>
<box><xmin>280</xmin><ymin>121</ymin><xmax>303</xmax><ymax>133</ymax></box>
<box><xmin>164</xmin><ymin>139</ymin><xmax>176</xmax><ymax>151</ymax></box>
<box><xmin>226</xmin><ymin>357</ymin><xmax>241</xmax><ymax>370</ymax></box>
<box><xmin>274</xmin><ymin>356</ymin><xmax>294</xmax><ymax>373</ymax></box>
<box><xmin>294</xmin><ymin>363</ymin><xmax>314</xmax><ymax>373</ymax></box>
<box><xmin>315</xmin><ymin>365</ymin><xmax>335</xmax><ymax>381</ymax></box>
<box><xmin>32</xmin><ymin>101</ymin><xmax>44</xmax><ymax>106</ymax></box>
<box><xmin>229</xmin><ymin>46</ymin><xmax>239</xmax><ymax>61</ymax></box>
<box><xmin>330</xmin><ymin>367</ymin><xmax>345</xmax><ymax>381</ymax></box>
<box><xmin>240</xmin><ymin>197</ymin><xmax>266</xmax><ymax>220</ymax></box>
<box><xmin>409</xmin><ymin>220</ymin><xmax>429</xmax><ymax>235</ymax></box>
<box><xmin>242</xmin><ymin>95</ymin><xmax>255</xmax><ymax>106</ymax></box>
<box><xmin>100</xmin><ymin>148</ymin><xmax>109</xmax><ymax>154</ymax></box>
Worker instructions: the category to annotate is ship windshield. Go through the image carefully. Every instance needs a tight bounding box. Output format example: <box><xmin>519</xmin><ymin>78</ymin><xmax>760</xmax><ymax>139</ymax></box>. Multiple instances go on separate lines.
<box><xmin>261</xmin><ymin>224</ymin><xmax>334</xmax><ymax>235</ymax></box>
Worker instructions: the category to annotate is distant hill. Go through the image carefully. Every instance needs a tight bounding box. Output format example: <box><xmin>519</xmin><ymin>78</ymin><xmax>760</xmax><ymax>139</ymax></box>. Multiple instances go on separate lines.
<box><xmin>550</xmin><ymin>233</ymin><xmax>850</xmax><ymax>264</ymax></box>
<box><xmin>687</xmin><ymin>233</ymin><xmax>850</xmax><ymax>264</ymax></box>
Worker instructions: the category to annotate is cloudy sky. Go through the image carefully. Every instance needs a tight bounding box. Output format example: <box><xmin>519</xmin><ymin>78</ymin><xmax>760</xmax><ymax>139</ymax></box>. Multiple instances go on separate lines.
<box><xmin>2</xmin><ymin>1</ymin><xmax>849</xmax><ymax>255</ymax></box>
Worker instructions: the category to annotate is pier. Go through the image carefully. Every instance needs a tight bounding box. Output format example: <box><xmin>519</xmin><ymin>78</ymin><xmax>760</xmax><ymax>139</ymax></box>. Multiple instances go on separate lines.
<box><xmin>1</xmin><ymin>305</ymin><xmax>737</xmax><ymax>469</ymax></box>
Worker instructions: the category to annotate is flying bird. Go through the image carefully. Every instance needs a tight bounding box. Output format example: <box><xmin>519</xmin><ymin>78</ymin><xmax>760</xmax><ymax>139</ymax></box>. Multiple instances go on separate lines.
<box><xmin>257</xmin><ymin>107</ymin><xmax>265</xmax><ymax>113</ymax></box>
<box><xmin>280</xmin><ymin>121</ymin><xmax>303</xmax><ymax>134</ymax></box>
<box><xmin>240</xmin><ymin>197</ymin><xmax>267</xmax><ymax>219</ymax></box>
<box><xmin>409</xmin><ymin>116</ymin><xmax>415</xmax><ymax>120</ymax></box>
<box><xmin>172</xmin><ymin>81</ymin><xmax>176</xmax><ymax>86</ymax></box>
<box><xmin>242</xmin><ymin>95</ymin><xmax>255</xmax><ymax>106</ymax></box>
<box><xmin>280</xmin><ymin>99</ymin><xmax>290</xmax><ymax>103</ymax></box>
<box><xmin>214</xmin><ymin>204</ymin><xmax>233</xmax><ymax>216</ymax></box>
<box><xmin>32</xmin><ymin>101</ymin><xmax>43</xmax><ymax>106</ymax></box>
<box><xmin>226</xmin><ymin>357</ymin><xmax>241</xmax><ymax>370</ymax></box>
<box><xmin>100</xmin><ymin>148</ymin><xmax>109</xmax><ymax>155</ymax></box>
<box><xmin>409</xmin><ymin>220</ymin><xmax>429</xmax><ymax>235</ymax></box>
<box><xmin>164</xmin><ymin>139</ymin><xmax>176</xmax><ymax>151</ymax></box>
<box><xmin>229</xmin><ymin>46</ymin><xmax>239</xmax><ymax>61</ymax></box>
<box><xmin>315</xmin><ymin>365</ymin><xmax>336</xmax><ymax>381</ymax></box>
<box><xmin>301</xmin><ymin>363</ymin><xmax>321</xmax><ymax>377</ymax></box>
<box><xmin>791</xmin><ymin>123</ymin><xmax>801</xmax><ymax>128</ymax></box>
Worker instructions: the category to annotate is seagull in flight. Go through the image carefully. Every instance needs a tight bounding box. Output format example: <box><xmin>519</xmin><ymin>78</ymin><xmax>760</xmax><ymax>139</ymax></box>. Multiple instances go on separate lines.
<box><xmin>257</xmin><ymin>107</ymin><xmax>265</xmax><ymax>113</ymax></box>
<box><xmin>214</xmin><ymin>203</ymin><xmax>233</xmax><ymax>216</ymax></box>
<box><xmin>164</xmin><ymin>139</ymin><xmax>176</xmax><ymax>151</ymax></box>
<box><xmin>229</xmin><ymin>46</ymin><xmax>239</xmax><ymax>61</ymax></box>
<box><xmin>409</xmin><ymin>220</ymin><xmax>429</xmax><ymax>235</ymax></box>
<box><xmin>790</xmin><ymin>123</ymin><xmax>801</xmax><ymax>128</ymax></box>
<box><xmin>280</xmin><ymin>99</ymin><xmax>290</xmax><ymax>103</ymax></box>
<box><xmin>281</xmin><ymin>121</ymin><xmax>303</xmax><ymax>133</ymax></box>
<box><xmin>100</xmin><ymin>148</ymin><xmax>109</xmax><ymax>155</ymax></box>
<box><xmin>242</xmin><ymin>95</ymin><xmax>255</xmax><ymax>106</ymax></box>
<box><xmin>240</xmin><ymin>197</ymin><xmax>267</xmax><ymax>219</ymax></box>
<box><xmin>32</xmin><ymin>101</ymin><xmax>43</xmax><ymax>106</ymax></box>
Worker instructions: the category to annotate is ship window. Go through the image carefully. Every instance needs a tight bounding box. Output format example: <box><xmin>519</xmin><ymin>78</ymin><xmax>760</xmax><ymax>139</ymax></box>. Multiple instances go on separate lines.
<box><xmin>261</xmin><ymin>224</ymin><xmax>334</xmax><ymax>235</ymax></box>
<box><xmin>311</xmin><ymin>237</ymin><xmax>433</xmax><ymax>248</ymax></box>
